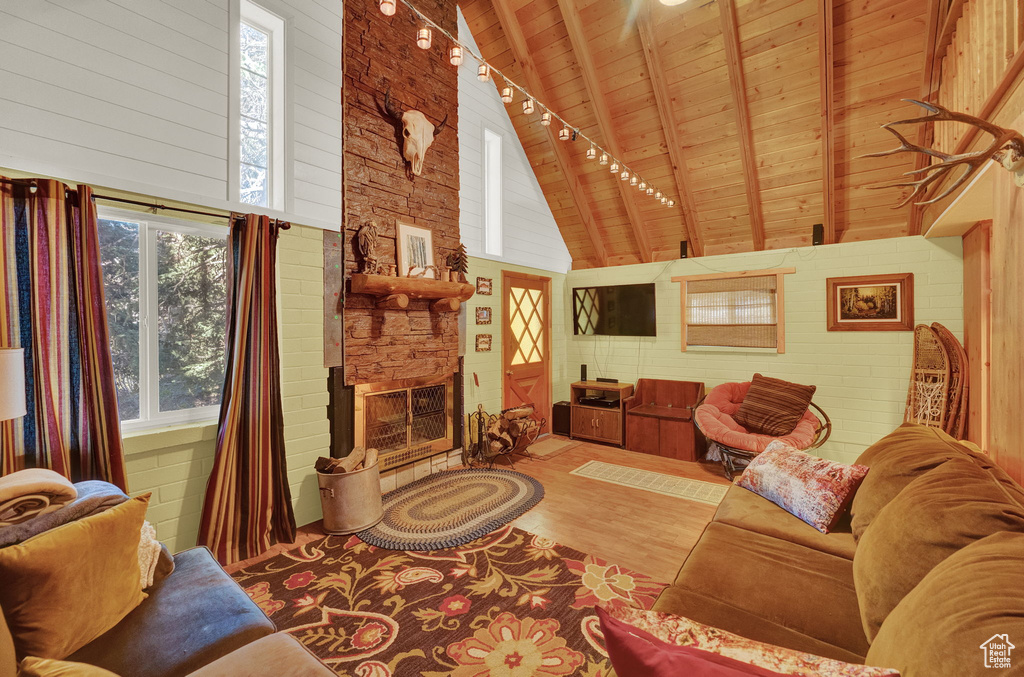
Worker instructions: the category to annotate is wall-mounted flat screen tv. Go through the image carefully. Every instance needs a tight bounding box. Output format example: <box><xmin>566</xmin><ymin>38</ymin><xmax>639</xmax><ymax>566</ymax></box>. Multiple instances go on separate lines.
<box><xmin>572</xmin><ymin>283</ymin><xmax>656</xmax><ymax>337</ymax></box>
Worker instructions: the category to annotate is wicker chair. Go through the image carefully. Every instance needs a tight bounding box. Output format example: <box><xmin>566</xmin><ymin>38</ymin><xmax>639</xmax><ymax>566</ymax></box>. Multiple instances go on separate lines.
<box><xmin>693</xmin><ymin>381</ymin><xmax>831</xmax><ymax>479</ymax></box>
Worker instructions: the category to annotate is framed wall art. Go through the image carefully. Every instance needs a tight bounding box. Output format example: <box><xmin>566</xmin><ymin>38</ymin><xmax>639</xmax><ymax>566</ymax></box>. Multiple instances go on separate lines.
<box><xmin>475</xmin><ymin>307</ymin><xmax>492</xmax><ymax>325</ymax></box>
<box><xmin>397</xmin><ymin>223</ymin><xmax>434</xmax><ymax>278</ymax></box>
<box><xmin>476</xmin><ymin>277</ymin><xmax>492</xmax><ymax>295</ymax></box>
<box><xmin>475</xmin><ymin>334</ymin><xmax>492</xmax><ymax>352</ymax></box>
<box><xmin>826</xmin><ymin>273</ymin><xmax>914</xmax><ymax>331</ymax></box>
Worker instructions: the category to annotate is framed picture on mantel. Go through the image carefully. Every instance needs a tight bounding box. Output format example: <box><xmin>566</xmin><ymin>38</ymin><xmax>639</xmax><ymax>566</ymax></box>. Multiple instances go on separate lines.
<box><xmin>826</xmin><ymin>273</ymin><xmax>914</xmax><ymax>331</ymax></box>
<box><xmin>397</xmin><ymin>223</ymin><xmax>434</xmax><ymax>278</ymax></box>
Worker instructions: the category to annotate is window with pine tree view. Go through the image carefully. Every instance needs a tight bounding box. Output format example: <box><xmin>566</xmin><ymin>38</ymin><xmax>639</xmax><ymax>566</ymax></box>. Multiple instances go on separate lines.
<box><xmin>97</xmin><ymin>213</ymin><xmax>228</xmax><ymax>426</ymax></box>
<box><xmin>240</xmin><ymin>20</ymin><xmax>270</xmax><ymax>207</ymax></box>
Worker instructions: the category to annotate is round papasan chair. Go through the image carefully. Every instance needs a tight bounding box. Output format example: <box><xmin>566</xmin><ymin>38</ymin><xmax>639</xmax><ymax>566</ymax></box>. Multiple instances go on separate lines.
<box><xmin>693</xmin><ymin>381</ymin><xmax>831</xmax><ymax>479</ymax></box>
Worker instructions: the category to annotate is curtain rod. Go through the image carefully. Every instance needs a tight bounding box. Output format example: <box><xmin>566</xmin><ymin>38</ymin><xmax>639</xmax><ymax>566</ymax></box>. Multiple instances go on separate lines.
<box><xmin>0</xmin><ymin>177</ymin><xmax>290</xmax><ymax>228</ymax></box>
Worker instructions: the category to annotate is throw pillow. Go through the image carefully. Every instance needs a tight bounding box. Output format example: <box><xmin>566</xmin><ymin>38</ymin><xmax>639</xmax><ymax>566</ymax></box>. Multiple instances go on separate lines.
<box><xmin>737</xmin><ymin>441</ymin><xmax>868</xmax><ymax>533</ymax></box>
<box><xmin>853</xmin><ymin>457</ymin><xmax>1024</xmax><ymax>641</ymax></box>
<box><xmin>0</xmin><ymin>494</ymin><xmax>151</xmax><ymax>660</ymax></box>
<box><xmin>733</xmin><ymin>374</ymin><xmax>816</xmax><ymax>437</ymax></box>
<box><xmin>598</xmin><ymin>606</ymin><xmax>899</xmax><ymax>676</ymax></box>
<box><xmin>18</xmin><ymin>657</ymin><xmax>120</xmax><ymax>677</ymax></box>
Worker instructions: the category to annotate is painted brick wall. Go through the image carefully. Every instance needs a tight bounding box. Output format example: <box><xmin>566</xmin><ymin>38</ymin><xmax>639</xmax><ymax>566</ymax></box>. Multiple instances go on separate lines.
<box><xmin>125</xmin><ymin>223</ymin><xmax>330</xmax><ymax>553</ymax></box>
<box><xmin>564</xmin><ymin>236</ymin><xmax>964</xmax><ymax>464</ymax></box>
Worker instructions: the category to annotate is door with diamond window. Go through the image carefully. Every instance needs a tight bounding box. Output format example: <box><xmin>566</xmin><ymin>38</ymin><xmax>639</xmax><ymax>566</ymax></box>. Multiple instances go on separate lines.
<box><xmin>502</xmin><ymin>272</ymin><xmax>551</xmax><ymax>432</ymax></box>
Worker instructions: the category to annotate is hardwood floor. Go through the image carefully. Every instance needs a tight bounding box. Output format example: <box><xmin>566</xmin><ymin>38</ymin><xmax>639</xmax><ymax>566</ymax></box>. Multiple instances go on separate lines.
<box><xmin>228</xmin><ymin>439</ymin><xmax>730</xmax><ymax>582</ymax></box>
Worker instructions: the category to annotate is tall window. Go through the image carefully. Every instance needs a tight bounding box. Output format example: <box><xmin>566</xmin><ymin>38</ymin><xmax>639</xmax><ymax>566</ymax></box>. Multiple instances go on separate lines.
<box><xmin>483</xmin><ymin>128</ymin><xmax>502</xmax><ymax>256</ymax></box>
<box><xmin>237</xmin><ymin>1</ymin><xmax>284</xmax><ymax>209</ymax></box>
<box><xmin>97</xmin><ymin>209</ymin><xmax>228</xmax><ymax>428</ymax></box>
<box><xmin>672</xmin><ymin>269</ymin><xmax>795</xmax><ymax>353</ymax></box>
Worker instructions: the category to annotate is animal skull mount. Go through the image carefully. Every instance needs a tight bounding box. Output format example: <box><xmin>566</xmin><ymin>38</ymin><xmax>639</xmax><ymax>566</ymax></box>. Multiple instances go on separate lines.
<box><xmin>863</xmin><ymin>99</ymin><xmax>1024</xmax><ymax>208</ymax></box>
<box><xmin>384</xmin><ymin>89</ymin><xmax>448</xmax><ymax>177</ymax></box>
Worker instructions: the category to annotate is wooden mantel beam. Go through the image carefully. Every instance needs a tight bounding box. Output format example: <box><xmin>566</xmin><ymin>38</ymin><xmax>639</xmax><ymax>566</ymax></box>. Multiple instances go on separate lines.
<box><xmin>719</xmin><ymin>0</ymin><xmax>766</xmax><ymax>251</ymax></box>
<box><xmin>817</xmin><ymin>0</ymin><xmax>836</xmax><ymax>244</ymax></box>
<box><xmin>555</xmin><ymin>0</ymin><xmax>652</xmax><ymax>263</ymax></box>
<box><xmin>636</xmin><ymin>6</ymin><xmax>704</xmax><ymax>257</ymax></box>
<box><xmin>490</xmin><ymin>0</ymin><xmax>608</xmax><ymax>267</ymax></box>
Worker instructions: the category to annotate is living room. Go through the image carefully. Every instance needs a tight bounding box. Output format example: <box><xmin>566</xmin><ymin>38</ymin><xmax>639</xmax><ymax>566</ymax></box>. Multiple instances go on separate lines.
<box><xmin>0</xmin><ymin>0</ymin><xmax>1022</xmax><ymax>675</ymax></box>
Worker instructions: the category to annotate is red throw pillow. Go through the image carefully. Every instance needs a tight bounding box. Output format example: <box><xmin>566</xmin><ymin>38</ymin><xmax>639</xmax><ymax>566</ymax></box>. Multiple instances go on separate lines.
<box><xmin>598</xmin><ymin>607</ymin><xmax>787</xmax><ymax>677</ymax></box>
<box><xmin>733</xmin><ymin>373</ymin><xmax>816</xmax><ymax>437</ymax></box>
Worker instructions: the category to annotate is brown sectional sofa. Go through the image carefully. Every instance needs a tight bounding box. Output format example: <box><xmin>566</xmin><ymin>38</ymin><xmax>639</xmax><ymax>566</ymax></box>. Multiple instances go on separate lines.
<box><xmin>653</xmin><ymin>423</ymin><xmax>1024</xmax><ymax>676</ymax></box>
<box><xmin>0</xmin><ymin>546</ymin><xmax>333</xmax><ymax>677</ymax></box>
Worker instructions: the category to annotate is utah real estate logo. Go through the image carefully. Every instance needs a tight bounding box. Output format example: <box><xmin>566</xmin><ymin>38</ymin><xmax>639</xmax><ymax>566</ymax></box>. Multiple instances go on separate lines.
<box><xmin>980</xmin><ymin>634</ymin><xmax>1015</xmax><ymax>669</ymax></box>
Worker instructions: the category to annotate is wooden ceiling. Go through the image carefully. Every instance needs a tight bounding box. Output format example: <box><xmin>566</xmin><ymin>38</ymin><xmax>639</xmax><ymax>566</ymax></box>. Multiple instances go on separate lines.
<box><xmin>459</xmin><ymin>0</ymin><xmax>935</xmax><ymax>266</ymax></box>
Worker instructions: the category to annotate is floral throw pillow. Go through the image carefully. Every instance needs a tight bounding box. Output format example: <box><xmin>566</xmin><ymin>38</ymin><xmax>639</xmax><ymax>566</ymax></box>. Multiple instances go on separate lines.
<box><xmin>599</xmin><ymin>606</ymin><xmax>899</xmax><ymax>677</ymax></box>
<box><xmin>737</xmin><ymin>441</ymin><xmax>868</xmax><ymax>533</ymax></box>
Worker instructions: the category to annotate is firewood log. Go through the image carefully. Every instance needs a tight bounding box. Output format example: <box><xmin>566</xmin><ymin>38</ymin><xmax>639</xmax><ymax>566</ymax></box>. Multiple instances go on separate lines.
<box><xmin>364</xmin><ymin>447</ymin><xmax>379</xmax><ymax>468</ymax></box>
<box><xmin>337</xmin><ymin>446</ymin><xmax>366</xmax><ymax>473</ymax></box>
<box><xmin>315</xmin><ymin>456</ymin><xmax>339</xmax><ymax>473</ymax></box>
<box><xmin>503</xmin><ymin>407</ymin><xmax>533</xmax><ymax>421</ymax></box>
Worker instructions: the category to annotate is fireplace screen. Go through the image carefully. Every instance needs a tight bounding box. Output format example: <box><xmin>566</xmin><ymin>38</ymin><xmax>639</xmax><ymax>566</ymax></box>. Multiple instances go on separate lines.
<box><xmin>411</xmin><ymin>384</ymin><xmax>446</xmax><ymax>445</ymax></box>
<box><xmin>365</xmin><ymin>390</ymin><xmax>409</xmax><ymax>453</ymax></box>
<box><xmin>363</xmin><ymin>383</ymin><xmax>448</xmax><ymax>455</ymax></box>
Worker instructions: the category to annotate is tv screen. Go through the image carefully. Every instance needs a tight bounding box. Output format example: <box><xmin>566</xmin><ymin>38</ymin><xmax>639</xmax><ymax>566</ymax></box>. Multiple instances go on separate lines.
<box><xmin>572</xmin><ymin>283</ymin><xmax>656</xmax><ymax>337</ymax></box>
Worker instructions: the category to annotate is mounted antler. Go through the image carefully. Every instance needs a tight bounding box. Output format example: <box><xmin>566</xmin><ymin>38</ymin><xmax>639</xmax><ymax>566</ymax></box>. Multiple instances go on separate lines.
<box><xmin>383</xmin><ymin>88</ymin><xmax>404</xmax><ymax>122</ymax></box>
<box><xmin>862</xmin><ymin>99</ymin><xmax>1024</xmax><ymax>208</ymax></box>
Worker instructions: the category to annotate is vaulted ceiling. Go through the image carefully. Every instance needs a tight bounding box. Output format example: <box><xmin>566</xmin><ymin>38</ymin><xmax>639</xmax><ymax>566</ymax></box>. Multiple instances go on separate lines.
<box><xmin>459</xmin><ymin>0</ymin><xmax>934</xmax><ymax>267</ymax></box>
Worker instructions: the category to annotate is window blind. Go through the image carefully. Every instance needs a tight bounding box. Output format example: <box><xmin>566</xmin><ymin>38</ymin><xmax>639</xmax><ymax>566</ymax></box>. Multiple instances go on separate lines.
<box><xmin>685</xmin><ymin>275</ymin><xmax>777</xmax><ymax>348</ymax></box>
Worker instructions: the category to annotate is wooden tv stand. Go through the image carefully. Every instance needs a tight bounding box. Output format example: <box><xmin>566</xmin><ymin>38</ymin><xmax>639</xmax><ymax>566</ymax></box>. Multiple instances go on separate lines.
<box><xmin>569</xmin><ymin>381</ymin><xmax>634</xmax><ymax>448</ymax></box>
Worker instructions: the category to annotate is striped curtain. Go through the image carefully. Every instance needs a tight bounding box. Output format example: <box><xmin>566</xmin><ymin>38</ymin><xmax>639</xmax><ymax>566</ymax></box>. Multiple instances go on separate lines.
<box><xmin>198</xmin><ymin>213</ymin><xmax>296</xmax><ymax>564</ymax></box>
<box><xmin>0</xmin><ymin>179</ymin><xmax>127</xmax><ymax>490</ymax></box>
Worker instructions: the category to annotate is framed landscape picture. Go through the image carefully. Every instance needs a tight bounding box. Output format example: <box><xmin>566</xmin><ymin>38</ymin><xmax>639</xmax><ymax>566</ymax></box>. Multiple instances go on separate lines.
<box><xmin>826</xmin><ymin>273</ymin><xmax>914</xmax><ymax>331</ymax></box>
<box><xmin>475</xmin><ymin>334</ymin><xmax>492</xmax><ymax>352</ymax></box>
<box><xmin>476</xmin><ymin>277</ymin><xmax>492</xmax><ymax>295</ymax></box>
<box><xmin>397</xmin><ymin>223</ymin><xmax>434</xmax><ymax>278</ymax></box>
<box><xmin>476</xmin><ymin>307</ymin><xmax>492</xmax><ymax>325</ymax></box>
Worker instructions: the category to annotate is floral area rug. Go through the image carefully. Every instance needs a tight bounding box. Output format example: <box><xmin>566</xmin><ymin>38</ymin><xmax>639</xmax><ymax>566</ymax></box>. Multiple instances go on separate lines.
<box><xmin>232</xmin><ymin>525</ymin><xmax>665</xmax><ymax>676</ymax></box>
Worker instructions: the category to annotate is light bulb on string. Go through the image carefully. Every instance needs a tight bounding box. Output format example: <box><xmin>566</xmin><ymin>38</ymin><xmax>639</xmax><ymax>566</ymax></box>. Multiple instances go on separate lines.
<box><xmin>668</xmin><ymin>200</ymin><xmax>676</xmax><ymax>207</ymax></box>
<box><xmin>630</xmin><ymin>175</ymin><xmax>639</xmax><ymax>186</ymax></box>
<box><xmin>586</xmin><ymin>146</ymin><xmax>596</xmax><ymax>160</ymax></box>
<box><xmin>620</xmin><ymin>170</ymin><xmax>630</xmax><ymax>181</ymax></box>
<box><xmin>477</xmin><ymin>63</ymin><xmax>490</xmax><ymax>82</ymax></box>
<box><xmin>416</xmin><ymin>28</ymin><xmax>432</xmax><ymax>49</ymax></box>
<box><xmin>610</xmin><ymin>162</ymin><xmax>620</xmax><ymax>174</ymax></box>
<box><xmin>599</xmin><ymin>153</ymin><xmax>609</xmax><ymax>165</ymax></box>
<box><xmin>379</xmin><ymin>0</ymin><xmax>396</xmax><ymax>15</ymax></box>
<box><xmin>501</xmin><ymin>87</ymin><xmax>513</xmax><ymax>104</ymax></box>
<box><xmin>646</xmin><ymin>187</ymin><xmax>654</xmax><ymax>195</ymax></box>
<box><xmin>639</xmin><ymin>181</ymin><xmax>647</xmax><ymax>191</ymax></box>
<box><xmin>449</xmin><ymin>46</ymin><xmax>463</xmax><ymax>66</ymax></box>
<box><xmin>558</xmin><ymin>125</ymin><xmax>571</xmax><ymax>141</ymax></box>
<box><xmin>523</xmin><ymin>98</ymin><xmax>535</xmax><ymax>115</ymax></box>
<box><xmin>540</xmin><ymin>112</ymin><xmax>552</xmax><ymax>126</ymax></box>
<box><xmin>661</xmin><ymin>196</ymin><xmax>668</xmax><ymax>205</ymax></box>
<box><xmin>655</xmin><ymin>191</ymin><xmax>662</xmax><ymax>199</ymax></box>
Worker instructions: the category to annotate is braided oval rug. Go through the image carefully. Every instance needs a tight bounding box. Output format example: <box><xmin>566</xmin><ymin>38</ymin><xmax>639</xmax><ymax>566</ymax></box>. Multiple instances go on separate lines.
<box><xmin>356</xmin><ymin>468</ymin><xmax>544</xmax><ymax>551</ymax></box>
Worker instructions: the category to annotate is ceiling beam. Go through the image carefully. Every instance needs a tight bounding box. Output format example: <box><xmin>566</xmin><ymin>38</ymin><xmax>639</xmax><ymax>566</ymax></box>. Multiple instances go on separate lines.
<box><xmin>719</xmin><ymin>0</ymin><xmax>766</xmax><ymax>251</ymax></box>
<box><xmin>636</xmin><ymin>6</ymin><xmax>704</xmax><ymax>258</ymax></box>
<box><xmin>817</xmin><ymin>0</ymin><xmax>836</xmax><ymax>245</ymax></box>
<box><xmin>555</xmin><ymin>0</ymin><xmax>651</xmax><ymax>263</ymax></box>
<box><xmin>489</xmin><ymin>0</ymin><xmax>608</xmax><ymax>267</ymax></box>
<box><xmin>909</xmin><ymin>0</ymin><xmax>945</xmax><ymax>235</ymax></box>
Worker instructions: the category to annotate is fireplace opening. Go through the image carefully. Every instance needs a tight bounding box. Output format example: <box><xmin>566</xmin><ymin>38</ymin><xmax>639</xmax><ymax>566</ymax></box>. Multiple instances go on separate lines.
<box><xmin>354</xmin><ymin>375</ymin><xmax>454</xmax><ymax>470</ymax></box>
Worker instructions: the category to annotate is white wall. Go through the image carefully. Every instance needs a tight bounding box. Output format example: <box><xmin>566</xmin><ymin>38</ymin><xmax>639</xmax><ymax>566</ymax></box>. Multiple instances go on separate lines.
<box><xmin>457</xmin><ymin>10</ymin><xmax>572</xmax><ymax>274</ymax></box>
<box><xmin>565</xmin><ymin>236</ymin><xmax>964</xmax><ymax>464</ymax></box>
<box><xmin>0</xmin><ymin>0</ymin><xmax>341</xmax><ymax>231</ymax></box>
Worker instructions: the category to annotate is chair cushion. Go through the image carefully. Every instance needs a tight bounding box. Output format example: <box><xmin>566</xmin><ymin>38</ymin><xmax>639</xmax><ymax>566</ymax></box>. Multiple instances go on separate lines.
<box><xmin>695</xmin><ymin>384</ymin><xmax>820</xmax><ymax>453</ymax></box>
<box><xmin>658</xmin><ymin>522</ymin><xmax>869</xmax><ymax>660</ymax></box>
<box><xmin>734</xmin><ymin>374</ymin><xmax>817</xmax><ymax>437</ymax></box>
<box><xmin>0</xmin><ymin>495</ymin><xmax>149</xmax><ymax>660</ymax></box>
<box><xmin>712</xmin><ymin>485</ymin><xmax>857</xmax><ymax>560</ymax></box>
<box><xmin>853</xmin><ymin>457</ymin><xmax>1024</xmax><ymax>641</ymax></box>
<box><xmin>849</xmin><ymin>423</ymin><xmax>1000</xmax><ymax>541</ymax></box>
<box><xmin>67</xmin><ymin>547</ymin><xmax>275</xmax><ymax>677</ymax></box>
<box><xmin>187</xmin><ymin>634</ymin><xmax>334</xmax><ymax>677</ymax></box>
<box><xmin>866</xmin><ymin>531</ymin><xmax>1024</xmax><ymax>676</ymax></box>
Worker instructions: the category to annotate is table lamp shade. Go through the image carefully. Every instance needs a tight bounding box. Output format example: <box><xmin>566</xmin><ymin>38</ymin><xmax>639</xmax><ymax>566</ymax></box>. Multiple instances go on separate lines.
<box><xmin>0</xmin><ymin>348</ymin><xmax>26</xmax><ymax>420</ymax></box>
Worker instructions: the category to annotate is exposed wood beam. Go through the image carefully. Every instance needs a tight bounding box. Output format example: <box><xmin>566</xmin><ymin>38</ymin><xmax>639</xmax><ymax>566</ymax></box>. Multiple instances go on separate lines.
<box><xmin>555</xmin><ymin>0</ymin><xmax>651</xmax><ymax>263</ymax></box>
<box><xmin>636</xmin><ymin>6</ymin><xmax>704</xmax><ymax>258</ymax></box>
<box><xmin>817</xmin><ymin>0</ymin><xmax>836</xmax><ymax>244</ymax></box>
<box><xmin>718</xmin><ymin>0</ymin><xmax>766</xmax><ymax>251</ymax></box>
<box><xmin>489</xmin><ymin>0</ymin><xmax>608</xmax><ymax>267</ymax></box>
<box><xmin>909</xmin><ymin>0</ymin><xmax>945</xmax><ymax>235</ymax></box>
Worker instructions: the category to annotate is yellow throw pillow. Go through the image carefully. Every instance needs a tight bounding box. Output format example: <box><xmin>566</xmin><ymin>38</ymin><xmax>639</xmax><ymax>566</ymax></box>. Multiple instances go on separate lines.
<box><xmin>0</xmin><ymin>494</ymin><xmax>151</xmax><ymax>660</ymax></box>
<box><xmin>18</xmin><ymin>656</ymin><xmax>120</xmax><ymax>677</ymax></box>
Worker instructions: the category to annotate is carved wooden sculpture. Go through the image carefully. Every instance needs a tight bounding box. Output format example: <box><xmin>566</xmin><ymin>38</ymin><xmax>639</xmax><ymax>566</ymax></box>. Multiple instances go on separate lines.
<box><xmin>864</xmin><ymin>99</ymin><xmax>1024</xmax><ymax>207</ymax></box>
<box><xmin>357</xmin><ymin>221</ymin><xmax>382</xmax><ymax>275</ymax></box>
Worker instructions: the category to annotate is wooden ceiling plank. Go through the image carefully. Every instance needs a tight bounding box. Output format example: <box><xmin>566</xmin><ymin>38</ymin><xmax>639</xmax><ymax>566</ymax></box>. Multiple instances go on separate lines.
<box><xmin>719</xmin><ymin>0</ymin><xmax>767</xmax><ymax>251</ymax></box>
<box><xmin>487</xmin><ymin>0</ymin><xmax>608</xmax><ymax>267</ymax></box>
<box><xmin>636</xmin><ymin>5</ymin><xmax>705</xmax><ymax>257</ymax></box>
<box><xmin>818</xmin><ymin>0</ymin><xmax>836</xmax><ymax>244</ymax></box>
<box><xmin>554</xmin><ymin>0</ymin><xmax>652</xmax><ymax>263</ymax></box>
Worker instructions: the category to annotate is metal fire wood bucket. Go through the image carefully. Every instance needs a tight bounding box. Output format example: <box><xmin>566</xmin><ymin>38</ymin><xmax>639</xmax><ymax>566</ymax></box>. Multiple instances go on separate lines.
<box><xmin>317</xmin><ymin>462</ymin><xmax>384</xmax><ymax>534</ymax></box>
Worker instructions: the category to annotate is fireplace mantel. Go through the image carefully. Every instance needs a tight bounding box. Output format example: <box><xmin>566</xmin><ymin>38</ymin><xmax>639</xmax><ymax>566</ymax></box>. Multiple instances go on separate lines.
<box><xmin>350</xmin><ymin>273</ymin><xmax>475</xmax><ymax>312</ymax></box>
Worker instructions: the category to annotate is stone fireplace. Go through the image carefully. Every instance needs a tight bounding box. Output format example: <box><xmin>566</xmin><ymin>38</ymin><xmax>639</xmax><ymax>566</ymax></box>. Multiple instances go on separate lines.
<box><xmin>354</xmin><ymin>374</ymin><xmax>454</xmax><ymax>470</ymax></box>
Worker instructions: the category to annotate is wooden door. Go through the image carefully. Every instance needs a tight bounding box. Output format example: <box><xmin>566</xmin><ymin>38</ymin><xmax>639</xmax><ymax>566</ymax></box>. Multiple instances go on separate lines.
<box><xmin>503</xmin><ymin>272</ymin><xmax>551</xmax><ymax>431</ymax></box>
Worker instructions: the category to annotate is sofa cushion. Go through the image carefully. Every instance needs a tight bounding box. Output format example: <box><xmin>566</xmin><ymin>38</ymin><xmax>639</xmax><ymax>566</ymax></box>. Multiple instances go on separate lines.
<box><xmin>849</xmin><ymin>424</ymin><xmax>979</xmax><ymax>540</ymax></box>
<box><xmin>712</xmin><ymin>485</ymin><xmax>857</xmax><ymax>560</ymax></box>
<box><xmin>0</xmin><ymin>495</ymin><xmax>149</xmax><ymax>660</ymax></box>
<box><xmin>866</xmin><ymin>531</ymin><xmax>1024</xmax><ymax>676</ymax></box>
<box><xmin>187</xmin><ymin>634</ymin><xmax>334</xmax><ymax>677</ymax></box>
<box><xmin>17</xmin><ymin>657</ymin><xmax>119</xmax><ymax>676</ymax></box>
<box><xmin>657</xmin><ymin>522</ymin><xmax>868</xmax><ymax>660</ymax></box>
<box><xmin>734</xmin><ymin>374</ymin><xmax>816</xmax><ymax>437</ymax></box>
<box><xmin>853</xmin><ymin>457</ymin><xmax>1024</xmax><ymax>642</ymax></box>
<box><xmin>67</xmin><ymin>547</ymin><xmax>275</xmax><ymax>677</ymax></box>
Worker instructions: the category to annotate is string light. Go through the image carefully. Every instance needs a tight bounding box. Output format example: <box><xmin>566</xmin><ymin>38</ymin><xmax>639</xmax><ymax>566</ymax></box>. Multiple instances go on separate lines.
<box><xmin>416</xmin><ymin>27</ymin><xmax>432</xmax><ymax>49</ymax></box>
<box><xmin>393</xmin><ymin>0</ymin><xmax>676</xmax><ymax>208</ymax></box>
